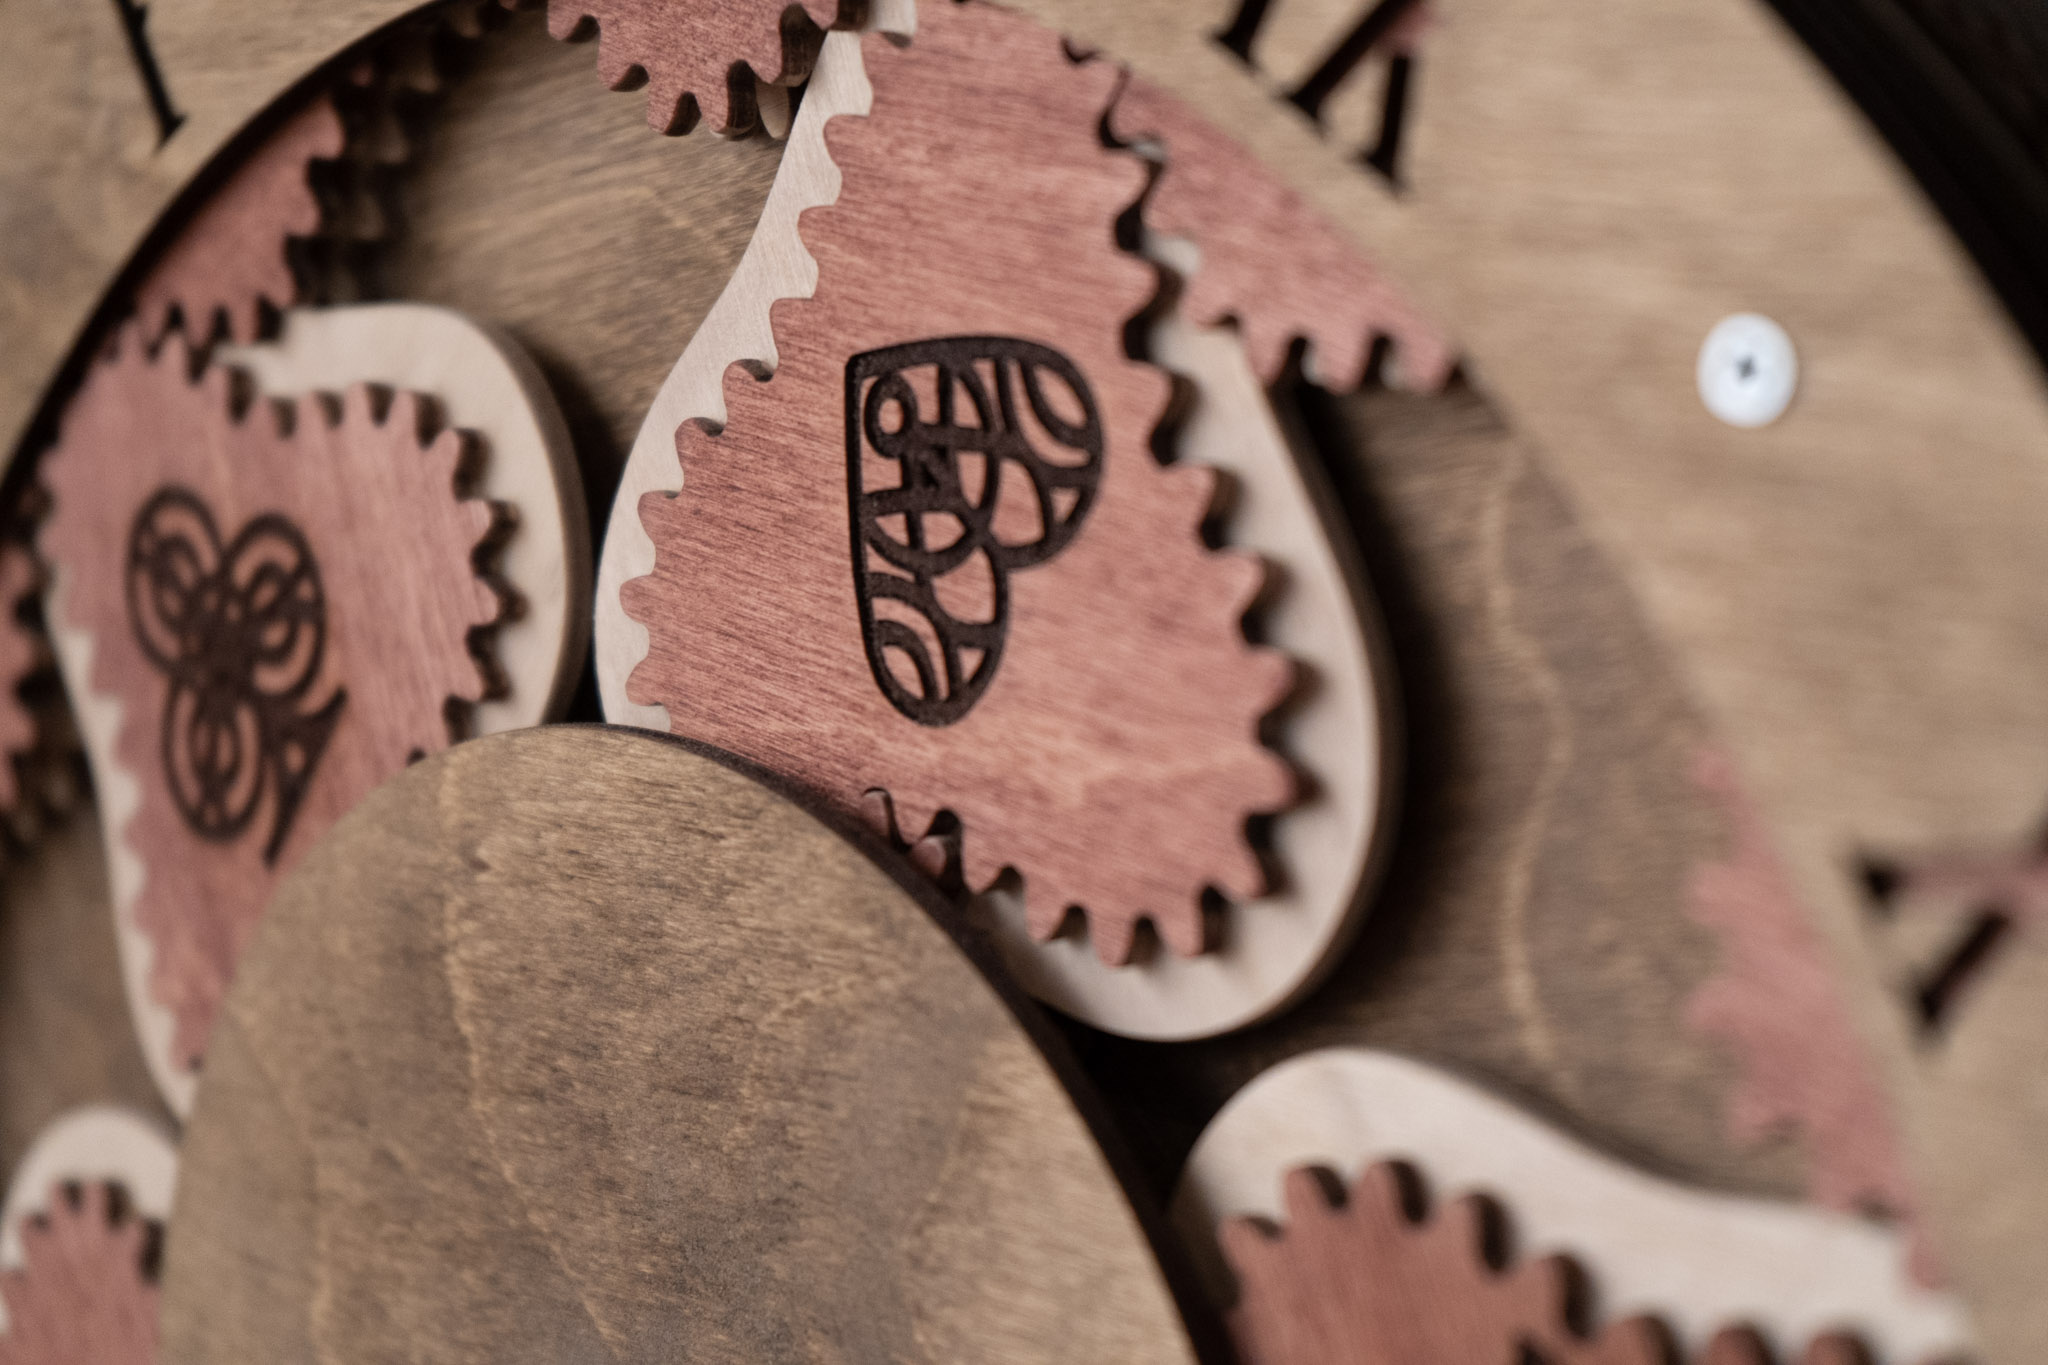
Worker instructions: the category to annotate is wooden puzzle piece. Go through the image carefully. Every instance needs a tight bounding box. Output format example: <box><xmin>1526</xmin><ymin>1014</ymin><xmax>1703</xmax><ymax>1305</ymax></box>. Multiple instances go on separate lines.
<box><xmin>0</xmin><ymin>1107</ymin><xmax>175</xmax><ymax>1359</ymax></box>
<box><xmin>1110</xmin><ymin>71</ymin><xmax>1453</xmax><ymax>393</ymax></box>
<box><xmin>41</xmin><ymin>327</ymin><xmax>506</xmax><ymax>1114</ymax></box>
<box><xmin>1175</xmin><ymin>1049</ymin><xmax>1968</xmax><ymax>1361</ymax></box>
<box><xmin>616</xmin><ymin>1</ymin><xmax>1295</xmax><ymax>966</ymax></box>
<box><xmin>162</xmin><ymin>725</ymin><xmax>1205</xmax><ymax>1363</ymax></box>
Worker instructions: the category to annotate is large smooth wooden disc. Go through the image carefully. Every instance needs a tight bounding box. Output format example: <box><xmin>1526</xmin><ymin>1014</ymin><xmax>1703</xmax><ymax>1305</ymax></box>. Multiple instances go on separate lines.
<box><xmin>161</xmin><ymin>725</ymin><xmax>1207</xmax><ymax>1364</ymax></box>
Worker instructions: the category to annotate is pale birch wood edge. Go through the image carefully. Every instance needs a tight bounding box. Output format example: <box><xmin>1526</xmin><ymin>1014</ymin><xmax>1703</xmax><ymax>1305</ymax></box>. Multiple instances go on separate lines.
<box><xmin>0</xmin><ymin>1106</ymin><xmax>178</xmax><ymax>1334</ymax></box>
<box><xmin>161</xmin><ymin>722</ymin><xmax>1230</xmax><ymax>1364</ymax></box>
<box><xmin>44</xmin><ymin>566</ymin><xmax>193</xmax><ymax>1118</ymax></box>
<box><xmin>592</xmin><ymin>25</ymin><xmax>882</xmax><ymax>733</ymax></box>
<box><xmin>1173</xmin><ymin>1048</ymin><xmax>1971</xmax><ymax>1363</ymax></box>
<box><xmin>221</xmin><ymin>301</ymin><xmax>593</xmax><ymax>732</ymax></box>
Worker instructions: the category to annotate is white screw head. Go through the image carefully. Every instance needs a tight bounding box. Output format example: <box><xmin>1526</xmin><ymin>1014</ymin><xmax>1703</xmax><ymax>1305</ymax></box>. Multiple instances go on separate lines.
<box><xmin>1698</xmin><ymin>313</ymin><xmax>1797</xmax><ymax>428</ymax></box>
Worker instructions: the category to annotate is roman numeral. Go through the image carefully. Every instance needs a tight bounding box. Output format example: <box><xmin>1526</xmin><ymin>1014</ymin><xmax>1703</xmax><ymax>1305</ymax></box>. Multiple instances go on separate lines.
<box><xmin>111</xmin><ymin>0</ymin><xmax>185</xmax><ymax>148</ymax></box>
<box><xmin>1211</xmin><ymin>0</ymin><xmax>1424</xmax><ymax>182</ymax></box>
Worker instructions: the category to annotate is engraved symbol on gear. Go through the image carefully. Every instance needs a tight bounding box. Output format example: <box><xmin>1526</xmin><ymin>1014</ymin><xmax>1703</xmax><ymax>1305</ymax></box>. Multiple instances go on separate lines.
<box><xmin>125</xmin><ymin>486</ymin><xmax>346</xmax><ymax>864</ymax></box>
<box><xmin>847</xmin><ymin>336</ymin><xmax>1104</xmax><ymax>726</ymax></box>
<box><xmin>42</xmin><ymin>329</ymin><xmax>505</xmax><ymax>1075</ymax></box>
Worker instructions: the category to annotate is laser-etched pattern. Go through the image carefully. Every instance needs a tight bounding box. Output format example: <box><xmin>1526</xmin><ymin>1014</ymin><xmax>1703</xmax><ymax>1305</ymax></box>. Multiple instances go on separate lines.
<box><xmin>126</xmin><ymin>488</ymin><xmax>345</xmax><ymax>864</ymax></box>
<box><xmin>847</xmin><ymin>337</ymin><xmax>1102</xmax><ymax>725</ymax></box>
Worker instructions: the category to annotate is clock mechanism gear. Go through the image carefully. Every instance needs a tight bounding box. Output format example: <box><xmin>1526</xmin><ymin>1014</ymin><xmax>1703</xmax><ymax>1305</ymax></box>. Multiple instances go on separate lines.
<box><xmin>621</xmin><ymin>0</ymin><xmax>1296</xmax><ymax>965</ymax></box>
<box><xmin>1110</xmin><ymin>72</ymin><xmax>1454</xmax><ymax>394</ymax></box>
<box><xmin>515</xmin><ymin>0</ymin><xmax>846</xmax><ymax>135</ymax></box>
<box><xmin>0</xmin><ymin>1183</ymin><xmax>158</xmax><ymax>1365</ymax></box>
<box><xmin>40</xmin><ymin>326</ymin><xmax>505</xmax><ymax>1072</ymax></box>
<box><xmin>1223</xmin><ymin>1162</ymin><xmax>1886</xmax><ymax>1365</ymax></box>
<box><xmin>133</xmin><ymin>95</ymin><xmax>347</xmax><ymax>348</ymax></box>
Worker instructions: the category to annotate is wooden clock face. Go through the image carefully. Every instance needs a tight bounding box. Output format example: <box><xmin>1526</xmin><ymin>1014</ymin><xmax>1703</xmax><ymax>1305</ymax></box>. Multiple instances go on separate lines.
<box><xmin>1</xmin><ymin>1</ymin><xmax>2047</xmax><ymax>1361</ymax></box>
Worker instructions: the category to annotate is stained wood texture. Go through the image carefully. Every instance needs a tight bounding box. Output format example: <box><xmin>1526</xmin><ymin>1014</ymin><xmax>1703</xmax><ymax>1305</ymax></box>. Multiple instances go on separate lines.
<box><xmin>620</xmin><ymin>2</ymin><xmax>1293</xmax><ymax>966</ymax></box>
<box><xmin>998</xmin><ymin>0</ymin><xmax>2048</xmax><ymax>1347</ymax></box>
<box><xmin>1109</xmin><ymin>76</ymin><xmax>1452</xmax><ymax>394</ymax></box>
<box><xmin>1224</xmin><ymin>1163</ymin><xmax>1885</xmax><ymax>1365</ymax></box>
<box><xmin>0</xmin><ymin>811</ymin><xmax>170</xmax><ymax>1191</ymax></box>
<box><xmin>133</xmin><ymin>96</ymin><xmax>342</xmax><ymax>347</ymax></box>
<box><xmin>1076</xmin><ymin>382</ymin><xmax>1806</xmax><ymax>1202</ymax></box>
<box><xmin>1176</xmin><ymin>1049</ymin><xmax>1966</xmax><ymax>1362</ymax></box>
<box><xmin>161</xmin><ymin>724</ymin><xmax>1206</xmax><ymax>1364</ymax></box>
<box><xmin>223</xmin><ymin>302</ymin><xmax>590</xmax><ymax>732</ymax></box>
<box><xmin>975</xmin><ymin>300</ymin><xmax>1394</xmax><ymax>1036</ymax></box>
<box><xmin>0</xmin><ymin>1184</ymin><xmax>157</xmax><ymax>1365</ymax></box>
<box><xmin>41</xmin><ymin>329</ymin><xmax>501</xmax><ymax>1113</ymax></box>
<box><xmin>521</xmin><ymin>0</ymin><xmax>839</xmax><ymax>134</ymax></box>
<box><xmin>597</xmin><ymin>24</ymin><xmax>1381</xmax><ymax>1034</ymax></box>
<box><xmin>1685</xmin><ymin>750</ymin><xmax>1927</xmax><ymax>1275</ymax></box>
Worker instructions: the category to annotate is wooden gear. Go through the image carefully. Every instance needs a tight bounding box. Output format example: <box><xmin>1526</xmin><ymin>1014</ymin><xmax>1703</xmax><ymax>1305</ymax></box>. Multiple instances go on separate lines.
<box><xmin>615</xmin><ymin>1</ymin><xmax>1295</xmax><ymax>966</ymax></box>
<box><xmin>41</xmin><ymin>328</ymin><xmax>504</xmax><ymax>1112</ymax></box>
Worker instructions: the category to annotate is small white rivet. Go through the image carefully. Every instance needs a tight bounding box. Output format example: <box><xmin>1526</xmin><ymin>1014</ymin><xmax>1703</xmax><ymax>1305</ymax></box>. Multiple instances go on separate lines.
<box><xmin>1697</xmin><ymin>313</ymin><xmax>1797</xmax><ymax>428</ymax></box>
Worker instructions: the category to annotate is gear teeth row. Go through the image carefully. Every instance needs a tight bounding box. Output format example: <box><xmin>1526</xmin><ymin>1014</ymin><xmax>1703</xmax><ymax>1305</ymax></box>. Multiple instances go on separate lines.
<box><xmin>1224</xmin><ymin>1162</ymin><xmax>1886</xmax><ymax>1365</ymax></box>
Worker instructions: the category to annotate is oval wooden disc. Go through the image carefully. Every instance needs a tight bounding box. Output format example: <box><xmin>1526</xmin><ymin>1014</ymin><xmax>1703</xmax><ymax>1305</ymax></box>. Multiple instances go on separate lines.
<box><xmin>161</xmin><ymin>724</ymin><xmax>1209</xmax><ymax>1364</ymax></box>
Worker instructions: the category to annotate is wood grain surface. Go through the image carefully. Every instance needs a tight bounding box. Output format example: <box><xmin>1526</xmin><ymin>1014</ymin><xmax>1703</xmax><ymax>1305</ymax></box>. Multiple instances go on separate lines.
<box><xmin>162</xmin><ymin>724</ymin><xmax>1210</xmax><ymax>1364</ymax></box>
<box><xmin>621</xmin><ymin>3</ymin><xmax>1293</xmax><ymax>965</ymax></box>
<box><xmin>972</xmin><ymin>285</ymin><xmax>1396</xmax><ymax>1036</ymax></box>
<box><xmin>0</xmin><ymin>1183</ymin><xmax>159</xmax><ymax>1365</ymax></box>
<box><xmin>0</xmin><ymin>1107</ymin><xmax>177</xmax><ymax>1278</ymax></box>
<box><xmin>0</xmin><ymin>549</ymin><xmax>48</xmax><ymax>819</ymax></box>
<box><xmin>42</xmin><ymin>331</ymin><xmax>501</xmax><ymax>1108</ymax></box>
<box><xmin>1066</xmin><ymin>380</ymin><xmax>1804</xmax><ymax>1201</ymax></box>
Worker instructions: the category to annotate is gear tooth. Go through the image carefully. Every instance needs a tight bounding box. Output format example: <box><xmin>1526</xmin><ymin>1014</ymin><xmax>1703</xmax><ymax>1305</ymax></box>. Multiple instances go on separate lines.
<box><xmin>546</xmin><ymin>2</ymin><xmax>592</xmax><ymax>42</ymax></box>
<box><xmin>1085</xmin><ymin>908</ymin><xmax>1139</xmax><ymax>965</ymax></box>
<box><xmin>1354</xmin><ymin>1162</ymin><xmax>1410</xmax><ymax>1224</ymax></box>
<box><xmin>1281</xmin><ymin>1167</ymin><xmax>1337</xmax><ymax>1225</ymax></box>
<box><xmin>1216</xmin><ymin>1213</ymin><xmax>1275</xmax><ymax>1273</ymax></box>
<box><xmin>859</xmin><ymin>789</ymin><xmax>897</xmax><ymax>842</ymax></box>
